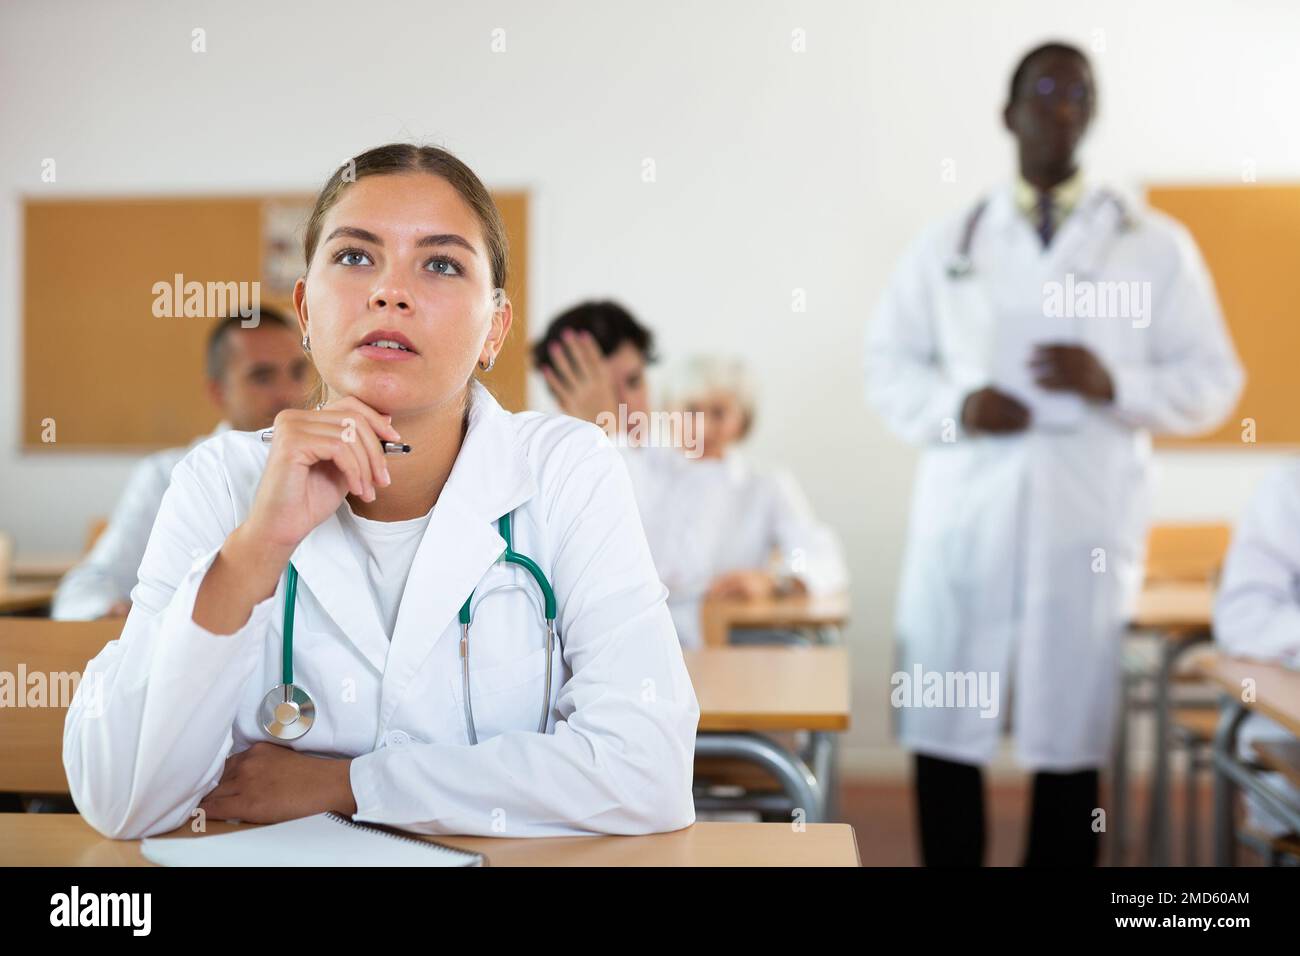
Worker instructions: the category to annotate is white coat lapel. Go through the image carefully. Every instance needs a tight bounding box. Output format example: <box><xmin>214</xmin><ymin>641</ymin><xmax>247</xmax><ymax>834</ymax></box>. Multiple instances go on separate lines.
<box><xmin>380</xmin><ymin>382</ymin><xmax>539</xmax><ymax>723</ymax></box>
<box><xmin>1044</xmin><ymin>184</ymin><xmax>1115</xmax><ymax>278</ymax></box>
<box><xmin>985</xmin><ymin>180</ymin><xmax>1104</xmax><ymax>275</ymax></box>
<box><xmin>982</xmin><ymin>184</ymin><xmax>1036</xmax><ymax>263</ymax></box>
<box><xmin>290</xmin><ymin>512</ymin><xmax>391</xmax><ymax>675</ymax></box>
<box><xmin>1062</xmin><ymin>188</ymin><xmax>1128</xmax><ymax>280</ymax></box>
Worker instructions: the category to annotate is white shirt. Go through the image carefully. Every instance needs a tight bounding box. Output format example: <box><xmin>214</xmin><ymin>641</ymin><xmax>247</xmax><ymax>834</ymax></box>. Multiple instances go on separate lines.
<box><xmin>621</xmin><ymin>445</ymin><xmax>848</xmax><ymax>648</ymax></box>
<box><xmin>52</xmin><ymin>423</ymin><xmax>230</xmax><ymax>621</ymax></box>
<box><xmin>336</xmin><ymin>501</ymin><xmax>435</xmax><ymax>640</ymax></box>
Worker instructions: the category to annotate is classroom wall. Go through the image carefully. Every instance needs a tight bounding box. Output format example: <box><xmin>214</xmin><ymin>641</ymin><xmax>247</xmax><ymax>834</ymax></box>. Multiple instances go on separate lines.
<box><xmin>3</xmin><ymin>0</ymin><xmax>1298</xmax><ymax>778</ymax></box>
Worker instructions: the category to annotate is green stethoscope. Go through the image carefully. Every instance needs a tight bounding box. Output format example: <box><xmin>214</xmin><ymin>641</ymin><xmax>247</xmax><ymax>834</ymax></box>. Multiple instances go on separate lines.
<box><xmin>259</xmin><ymin>511</ymin><xmax>558</xmax><ymax>745</ymax></box>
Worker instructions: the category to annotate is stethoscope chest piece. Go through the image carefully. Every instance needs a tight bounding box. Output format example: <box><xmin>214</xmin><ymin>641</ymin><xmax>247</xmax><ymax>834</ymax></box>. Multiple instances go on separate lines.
<box><xmin>946</xmin><ymin>254</ymin><xmax>973</xmax><ymax>279</ymax></box>
<box><xmin>260</xmin><ymin>683</ymin><xmax>316</xmax><ymax>740</ymax></box>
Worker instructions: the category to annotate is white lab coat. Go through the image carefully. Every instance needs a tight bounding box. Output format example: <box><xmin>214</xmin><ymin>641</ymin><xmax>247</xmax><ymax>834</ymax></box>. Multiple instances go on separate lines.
<box><xmin>51</xmin><ymin>424</ymin><xmax>228</xmax><ymax>621</ymax></box>
<box><xmin>63</xmin><ymin>381</ymin><xmax>699</xmax><ymax>840</ymax></box>
<box><xmin>620</xmin><ymin>446</ymin><xmax>848</xmax><ymax>648</ymax></box>
<box><xmin>867</xmin><ymin>181</ymin><xmax>1243</xmax><ymax>769</ymax></box>
<box><xmin>1213</xmin><ymin>462</ymin><xmax>1300</xmax><ymax>834</ymax></box>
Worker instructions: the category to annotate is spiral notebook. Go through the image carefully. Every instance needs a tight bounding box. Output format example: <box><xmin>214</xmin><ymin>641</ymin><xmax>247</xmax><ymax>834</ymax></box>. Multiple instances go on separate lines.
<box><xmin>141</xmin><ymin>812</ymin><xmax>485</xmax><ymax>867</ymax></box>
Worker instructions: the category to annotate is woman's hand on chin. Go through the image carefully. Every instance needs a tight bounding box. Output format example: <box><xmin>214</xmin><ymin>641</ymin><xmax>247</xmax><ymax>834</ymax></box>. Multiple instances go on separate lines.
<box><xmin>193</xmin><ymin>395</ymin><xmax>402</xmax><ymax>635</ymax></box>
<box><xmin>247</xmin><ymin>395</ymin><xmax>404</xmax><ymax>554</ymax></box>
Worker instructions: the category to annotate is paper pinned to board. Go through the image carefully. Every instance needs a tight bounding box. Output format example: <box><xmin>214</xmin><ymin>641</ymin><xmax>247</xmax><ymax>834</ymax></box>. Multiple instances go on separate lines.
<box><xmin>991</xmin><ymin>308</ymin><xmax>1085</xmax><ymax>430</ymax></box>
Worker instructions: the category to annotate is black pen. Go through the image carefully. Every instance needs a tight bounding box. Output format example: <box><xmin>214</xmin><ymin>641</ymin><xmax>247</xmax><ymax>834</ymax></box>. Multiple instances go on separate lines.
<box><xmin>258</xmin><ymin>428</ymin><xmax>412</xmax><ymax>455</ymax></box>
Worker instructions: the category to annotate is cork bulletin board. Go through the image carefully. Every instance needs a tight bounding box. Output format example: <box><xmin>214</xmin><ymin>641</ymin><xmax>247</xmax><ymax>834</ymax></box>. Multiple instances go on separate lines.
<box><xmin>1146</xmin><ymin>183</ymin><xmax>1300</xmax><ymax>447</ymax></box>
<box><xmin>21</xmin><ymin>191</ymin><xmax>530</xmax><ymax>450</ymax></box>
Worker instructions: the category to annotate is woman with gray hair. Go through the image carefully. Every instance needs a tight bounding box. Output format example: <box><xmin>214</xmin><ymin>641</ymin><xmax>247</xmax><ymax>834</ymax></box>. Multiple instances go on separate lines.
<box><xmin>640</xmin><ymin>355</ymin><xmax>849</xmax><ymax>648</ymax></box>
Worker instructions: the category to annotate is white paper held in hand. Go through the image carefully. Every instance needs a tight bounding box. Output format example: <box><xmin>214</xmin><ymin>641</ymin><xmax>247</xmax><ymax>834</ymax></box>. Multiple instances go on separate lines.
<box><xmin>991</xmin><ymin>305</ymin><xmax>1085</xmax><ymax>431</ymax></box>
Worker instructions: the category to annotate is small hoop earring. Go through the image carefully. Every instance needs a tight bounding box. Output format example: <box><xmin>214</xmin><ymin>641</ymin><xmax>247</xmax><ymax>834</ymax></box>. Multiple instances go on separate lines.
<box><xmin>301</xmin><ymin>334</ymin><xmax>312</xmax><ymax>353</ymax></box>
<box><xmin>479</xmin><ymin>354</ymin><xmax>495</xmax><ymax>372</ymax></box>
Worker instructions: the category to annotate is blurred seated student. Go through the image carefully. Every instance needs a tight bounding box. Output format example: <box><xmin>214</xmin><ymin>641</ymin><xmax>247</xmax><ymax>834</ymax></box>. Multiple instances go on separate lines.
<box><xmin>52</xmin><ymin>309</ymin><xmax>310</xmax><ymax>620</ymax></box>
<box><xmin>1213</xmin><ymin>464</ymin><xmax>1300</xmax><ymax>839</ymax></box>
<box><xmin>532</xmin><ymin>299</ymin><xmax>656</xmax><ymax>426</ymax></box>
<box><xmin>650</xmin><ymin>356</ymin><xmax>848</xmax><ymax>647</ymax></box>
<box><xmin>538</xmin><ymin>311</ymin><xmax>846</xmax><ymax>646</ymax></box>
<box><xmin>532</xmin><ymin>300</ymin><xmax>664</xmax><ymax>509</ymax></box>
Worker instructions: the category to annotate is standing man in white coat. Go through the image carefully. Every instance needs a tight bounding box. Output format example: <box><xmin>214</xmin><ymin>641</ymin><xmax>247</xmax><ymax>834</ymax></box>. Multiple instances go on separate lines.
<box><xmin>52</xmin><ymin>310</ymin><xmax>310</xmax><ymax>620</ymax></box>
<box><xmin>867</xmin><ymin>42</ymin><xmax>1243</xmax><ymax>866</ymax></box>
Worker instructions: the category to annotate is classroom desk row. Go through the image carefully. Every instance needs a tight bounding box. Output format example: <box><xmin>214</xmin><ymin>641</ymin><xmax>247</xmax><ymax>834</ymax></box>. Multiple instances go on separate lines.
<box><xmin>0</xmin><ymin>582</ymin><xmax>57</xmax><ymax>615</ymax></box>
<box><xmin>0</xmin><ymin>603</ymin><xmax>857</xmax><ymax>867</ymax></box>
<box><xmin>1119</xmin><ymin>580</ymin><xmax>1219</xmax><ymax>867</ymax></box>
<box><xmin>1199</xmin><ymin>653</ymin><xmax>1300</xmax><ymax>866</ymax></box>
<box><xmin>1124</xmin><ymin>580</ymin><xmax>1300</xmax><ymax>868</ymax></box>
<box><xmin>0</xmin><ymin>555</ymin><xmax>73</xmax><ymax>614</ymax></box>
<box><xmin>695</xmin><ymin>593</ymin><xmax>849</xmax><ymax>821</ymax></box>
<box><xmin>10</xmin><ymin>556</ymin><xmax>78</xmax><ymax>582</ymax></box>
<box><xmin>9</xmin><ymin>573</ymin><xmax>1296</xmax><ymax>867</ymax></box>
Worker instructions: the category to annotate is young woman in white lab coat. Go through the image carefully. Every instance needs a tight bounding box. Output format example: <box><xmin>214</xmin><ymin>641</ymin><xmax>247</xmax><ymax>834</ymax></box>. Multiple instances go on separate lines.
<box><xmin>866</xmin><ymin>44</ymin><xmax>1243</xmax><ymax>865</ymax></box>
<box><xmin>63</xmin><ymin>144</ymin><xmax>699</xmax><ymax>841</ymax></box>
<box><xmin>1213</xmin><ymin>464</ymin><xmax>1300</xmax><ymax>839</ymax></box>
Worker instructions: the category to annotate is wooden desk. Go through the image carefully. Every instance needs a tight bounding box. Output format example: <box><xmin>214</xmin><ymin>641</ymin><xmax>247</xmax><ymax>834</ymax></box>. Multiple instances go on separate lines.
<box><xmin>686</xmin><ymin>646</ymin><xmax>850</xmax><ymax>732</ymax></box>
<box><xmin>1196</xmin><ymin>653</ymin><xmax>1300</xmax><ymax>865</ymax></box>
<box><xmin>11</xmin><ymin>555</ymin><xmax>78</xmax><ymax>584</ymax></box>
<box><xmin>0</xmin><ymin>814</ymin><xmax>861</xmax><ymax>867</ymax></box>
<box><xmin>685</xmin><ymin>646</ymin><xmax>849</xmax><ymax>824</ymax></box>
<box><xmin>700</xmin><ymin>592</ymin><xmax>849</xmax><ymax>647</ymax></box>
<box><xmin>0</xmin><ymin>619</ymin><xmax>122</xmax><ymax>793</ymax></box>
<box><xmin>1132</xmin><ymin>581</ymin><xmax>1215</xmax><ymax>632</ymax></box>
<box><xmin>0</xmin><ymin>582</ymin><xmax>56</xmax><ymax>615</ymax></box>
<box><xmin>1198</xmin><ymin>654</ymin><xmax>1300</xmax><ymax>738</ymax></box>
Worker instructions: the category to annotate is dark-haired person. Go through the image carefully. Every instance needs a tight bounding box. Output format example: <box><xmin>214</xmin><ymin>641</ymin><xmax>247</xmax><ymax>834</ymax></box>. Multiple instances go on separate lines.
<box><xmin>866</xmin><ymin>42</ymin><xmax>1242</xmax><ymax>866</ymax></box>
<box><xmin>533</xmin><ymin>300</ymin><xmax>675</xmax><ymax>535</ymax></box>
<box><xmin>52</xmin><ymin>310</ymin><xmax>309</xmax><ymax>620</ymax></box>
<box><xmin>64</xmin><ymin>144</ymin><xmax>699</xmax><ymax>841</ymax></box>
<box><xmin>533</xmin><ymin>299</ymin><xmax>655</xmax><ymax>432</ymax></box>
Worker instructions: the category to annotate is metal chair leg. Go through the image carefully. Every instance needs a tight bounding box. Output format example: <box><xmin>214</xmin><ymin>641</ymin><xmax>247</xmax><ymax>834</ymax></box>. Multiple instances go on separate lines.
<box><xmin>1185</xmin><ymin>745</ymin><xmax>1200</xmax><ymax>866</ymax></box>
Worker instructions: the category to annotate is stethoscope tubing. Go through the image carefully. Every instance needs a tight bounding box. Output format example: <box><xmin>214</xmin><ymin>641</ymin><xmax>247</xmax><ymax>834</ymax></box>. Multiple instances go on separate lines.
<box><xmin>946</xmin><ymin>190</ymin><xmax>1132</xmax><ymax>279</ymax></box>
<box><xmin>267</xmin><ymin>511</ymin><xmax>558</xmax><ymax>745</ymax></box>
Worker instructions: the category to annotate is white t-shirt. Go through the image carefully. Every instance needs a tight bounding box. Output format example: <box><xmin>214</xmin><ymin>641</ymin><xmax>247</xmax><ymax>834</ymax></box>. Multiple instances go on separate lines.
<box><xmin>336</xmin><ymin>500</ymin><xmax>435</xmax><ymax>640</ymax></box>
